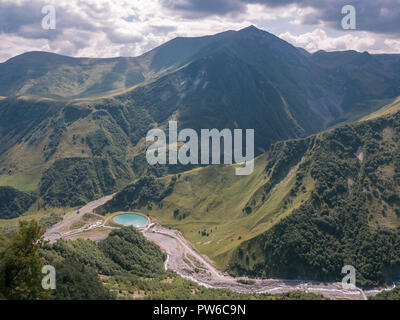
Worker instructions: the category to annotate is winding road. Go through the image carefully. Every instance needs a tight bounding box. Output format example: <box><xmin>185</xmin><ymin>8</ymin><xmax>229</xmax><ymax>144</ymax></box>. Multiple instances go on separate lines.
<box><xmin>43</xmin><ymin>194</ymin><xmax>397</xmax><ymax>300</ymax></box>
<box><xmin>44</xmin><ymin>194</ymin><xmax>114</xmax><ymax>243</ymax></box>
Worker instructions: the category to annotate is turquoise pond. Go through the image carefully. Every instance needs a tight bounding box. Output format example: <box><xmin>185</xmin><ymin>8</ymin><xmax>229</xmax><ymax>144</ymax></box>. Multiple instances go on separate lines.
<box><xmin>113</xmin><ymin>213</ymin><xmax>148</xmax><ymax>228</ymax></box>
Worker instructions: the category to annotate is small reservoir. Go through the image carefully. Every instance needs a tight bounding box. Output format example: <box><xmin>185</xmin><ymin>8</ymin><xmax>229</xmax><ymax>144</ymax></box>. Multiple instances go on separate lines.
<box><xmin>113</xmin><ymin>213</ymin><xmax>148</xmax><ymax>228</ymax></box>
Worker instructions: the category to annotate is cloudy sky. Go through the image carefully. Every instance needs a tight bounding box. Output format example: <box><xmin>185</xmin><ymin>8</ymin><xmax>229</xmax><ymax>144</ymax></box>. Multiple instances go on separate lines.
<box><xmin>0</xmin><ymin>0</ymin><xmax>399</xmax><ymax>62</ymax></box>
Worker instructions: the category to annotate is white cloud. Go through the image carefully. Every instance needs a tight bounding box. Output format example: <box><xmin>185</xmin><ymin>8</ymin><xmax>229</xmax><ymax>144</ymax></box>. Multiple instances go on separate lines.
<box><xmin>0</xmin><ymin>33</ymin><xmax>50</xmax><ymax>61</ymax></box>
<box><xmin>0</xmin><ymin>0</ymin><xmax>399</xmax><ymax>62</ymax></box>
<box><xmin>280</xmin><ymin>29</ymin><xmax>378</xmax><ymax>53</ymax></box>
<box><xmin>384</xmin><ymin>39</ymin><xmax>400</xmax><ymax>52</ymax></box>
<box><xmin>0</xmin><ymin>0</ymin><xmax>255</xmax><ymax>61</ymax></box>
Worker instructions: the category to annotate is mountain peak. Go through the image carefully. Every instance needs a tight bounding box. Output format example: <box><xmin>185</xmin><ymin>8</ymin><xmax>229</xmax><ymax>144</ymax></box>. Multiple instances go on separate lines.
<box><xmin>237</xmin><ymin>25</ymin><xmax>278</xmax><ymax>41</ymax></box>
<box><xmin>239</xmin><ymin>25</ymin><xmax>263</xmax><ymax>33</ymax></box>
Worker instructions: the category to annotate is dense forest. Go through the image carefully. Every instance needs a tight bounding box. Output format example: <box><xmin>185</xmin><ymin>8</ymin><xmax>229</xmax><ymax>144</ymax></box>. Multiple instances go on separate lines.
<box><xmin>40</xmin><ymin>226</ymin><xmax>166</xmax><ymax>299</ymax></box>
<box><xmin>230</xmin><ymin>112</ymin><xmax>400</xmax><ymax>286</ymax></box>
<box><xmin>0</xmin><ymin>221</ymin><xmax>328</xmax><ymax>300</ymax></box>
<box><xmin>370</xmin><ymin>286</ymin><xmax>400</xmax><ymax>300</ymax></box>
<box><xmin>0</xmin><ymin>186</ymin><xmax>36</xmax><ymax>219</ymax></box>
<box><xmin>95</xmin><ymin>111</ymin><xmax>400</xmax><ymax>288</ymax></box>
<box><xmin>41</xmin><ymin>227</ymin><xmax>327</xmax><ymax>300</ymax></box>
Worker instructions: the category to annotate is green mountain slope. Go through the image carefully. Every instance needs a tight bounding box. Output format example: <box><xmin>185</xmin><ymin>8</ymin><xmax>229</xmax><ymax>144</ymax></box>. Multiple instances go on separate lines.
<box><xmin>362</xmin><ymin>96</ymin><xmax>400</xmax><ymax>121</ymax></box>
<box><xmin>310</xmin><ymin>50</ymin><xmax>400</xmax><ymax>124</ymax></box>
<box><xmin>0</xmin><ymin>52</ymin><xmax>146</xmax><ymax>98</ymax></box>
<box><xmin>102</xmin><ymin>26</ymin><xmax>400</xmax><ymax>150</ymax></box>
<box><xmin>0</xmin><ymin>186</ymin><xmax>36</xmax><ymax>219</ymax></box>
<box><xmin>1</xmin><ymin>25</ymin><xmax>400</xmax><ymax>220</ymax></box>
<box><xmin>99</xmin><ymin>104</ymin><xmax>400</xmax><ymax>286</ymax></box>
<box><xmin>37</xmin><ymin>226</ymin><xmax>324</xmax><ymax>300</ymax></box>
<box><xmin>0</xmin><ymin>97</ymin><xmax>137</xmax><ymax>210</ymax></box>
<box><xmin>0</xmin><ymin>30</ymin><xmax>239</xmax><ymax>99</ymax></box>
<box><xmin>1</xmin><ymin>26</ymin><xmax>400</xmax><ymax>292</ymax></box>
<box><xmin>230</xmin><ymin>112</ymin><xmax>400</xmax><ymax>286</ymax></box>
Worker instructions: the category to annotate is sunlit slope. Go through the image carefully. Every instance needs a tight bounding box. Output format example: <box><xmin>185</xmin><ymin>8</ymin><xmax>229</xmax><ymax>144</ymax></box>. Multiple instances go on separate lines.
<box><xmin>361</xmin><ymin>96</ymin><xmax>400</xmax><ymax>121</ymax></box>
<box><xmin>2</xmin><ymin>27</ymin><xmax>400</xmax><ymax>223</ymax></box>
<box><xmin>230</xmin><ymin>111</ymin><xmax>400</xmax><ymax>286</ymax></box>
<box><xmin>100</xmin><ymin>109</ymin><xmax>400</xmax><ymax>286</ymax></box>
<box><xmin>98</xmin><ymin>138</ymin><xmax>315</xmax><ymax>268</ymax></box>
<box><xmin>0</xmin><ymin>31</ymin><xmax>241</xmax><ymax>99</ymax></box>
<box><xmin>0</xmin><ymin>52</ymin><xmax>147</xmax><ymax>98</ymax></box>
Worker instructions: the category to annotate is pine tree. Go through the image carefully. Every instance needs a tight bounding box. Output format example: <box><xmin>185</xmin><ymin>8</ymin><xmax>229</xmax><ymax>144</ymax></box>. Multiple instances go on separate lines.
<box><xmin>0</xmin><ymin>220</ymin><xmax>49</xmax><ymax>300</ymax></box>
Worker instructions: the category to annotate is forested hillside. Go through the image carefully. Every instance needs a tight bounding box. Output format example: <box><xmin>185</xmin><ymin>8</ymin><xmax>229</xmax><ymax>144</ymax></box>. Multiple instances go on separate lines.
<box><xmin>1</xmin><ymin>26</ymin><xmax>400</xmax><ymax>296</ymax></box>
<box><xmin>0</xmin><ymin>223</ymin><xmax>325</xmax><ymax>300</ymax></box>
<box><xmin>1</xmin><ymin>27</ymin><xmax>400</xmax><ymax>218</ymax></box>
<box><xmin>230</xmin><ymin>112</ymin><xmax>400</xmax><ymax>286</ymax></box>
<box><xmin>99</xmin><ymin>109</ymin><xmax>400</xmax><ymax>286</ymax></box>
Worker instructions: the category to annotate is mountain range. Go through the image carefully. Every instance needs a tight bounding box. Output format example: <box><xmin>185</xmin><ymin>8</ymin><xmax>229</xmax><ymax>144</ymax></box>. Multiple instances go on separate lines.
<box><xmin>1</xmin><ymin>26</ymin><xmax>400</xmax><ymax>285</ymax></box>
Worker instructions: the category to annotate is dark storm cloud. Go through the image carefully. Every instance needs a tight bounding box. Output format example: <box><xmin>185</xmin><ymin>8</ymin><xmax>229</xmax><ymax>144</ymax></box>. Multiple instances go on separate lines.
<box><xmin>0</xmin><ymin>0</ymin><xmax>97</xmax><ymax>40</ymax></box>
<box><xmin>254</xmin><ymin>0</ymin><xmax>400</xmax><ymax>35</ymax></box>
<box><xmin>163</xmin><ymin>0</ymin><xmax>400</xmax><ymax>35</ymax></box>
<box><xmin>149</xmin><ymin>25</ymin><xmax>177</xmax><ymax>34</ymax></box>
<box><xmin>0</xmin><ymin>1</ymin><xmax>42</xmax><ymax>34</ymax></box>
<box><xmin>0</xmin><ymin>1</ymin><xmax>121</xmax><ymax>38</ymax></box>
<box><xmin>161</xmin><ymin>0</ymin><xmax>246</xmax><ymax>18</ymax></box>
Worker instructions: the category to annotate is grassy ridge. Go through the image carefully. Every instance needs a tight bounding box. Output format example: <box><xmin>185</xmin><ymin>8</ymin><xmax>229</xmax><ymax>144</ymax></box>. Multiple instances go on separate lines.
<box><xmin>362</xmin><ymin>96</ymin><xmax>400</xmax><ymax>121</ymax></box>
<box><xmin>0</xmin><ymin>52</ymin><xmax>146</xmax><ymax>99</ymax></box>
<box><xmin>1</xmin><ymin>28</ymin><xmax>400</xmax><ymax>290</ymax></box>
<box><xmin>99</xmin><ymin>108</ymin><xmax>400</xmax><ymax>286</ymax></box>
<box><xmin>98</xmin><ymin>146</ymin><xmax>315</xmax><ymax>269</ymax></box>
<box><xmin>2</xmin><ymin>29</ymin><xmax>400</xmax><ymax>219</ymax></box>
